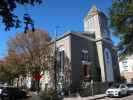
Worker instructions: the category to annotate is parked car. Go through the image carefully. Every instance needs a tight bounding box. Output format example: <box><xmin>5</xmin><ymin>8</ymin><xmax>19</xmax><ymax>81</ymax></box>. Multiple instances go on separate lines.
<box><xmin>0</xmin><ymin>84</ymin><xmax>8</xmax><ymax>96</ymax></box>
<box><xmin>106</xmin><ymin>84</ymin><xmax>128</xmax><ymax>97</ymax></box>
<box><xmin>0</xmin><ymin>86</ymin><xmax>4</xmax><ymax>96</ymax></box>
<box><xmin>127</xmin><ymin>83</ymin><xmax>133</xmax><ymax>93</ymax></box>
<box><xmin>1</xmin><ymin>87</ymin><xmax>27</xmax><ymax>100</ymax></box>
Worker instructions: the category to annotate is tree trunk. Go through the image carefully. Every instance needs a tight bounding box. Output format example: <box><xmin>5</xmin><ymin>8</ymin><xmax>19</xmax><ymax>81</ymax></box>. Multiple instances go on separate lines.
<box><xmin>37</xmin><ymin>80</ymin><xmax>40</xmax><ymax>94</ymax></box>
<box><xmin>17</xmin><ymin>77</ymin><xmax>19</xmax><ymax>87</ymax></box>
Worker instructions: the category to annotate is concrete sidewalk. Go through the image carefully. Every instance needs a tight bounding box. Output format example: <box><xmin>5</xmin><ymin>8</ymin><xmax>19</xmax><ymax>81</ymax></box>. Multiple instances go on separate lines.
<box><xmin>64</xmin><ymin>94</ymin><xmax>106</xmax><ymax>100</ymax></box>
<box><xmin>25</xmin><ymin>92</ymin><xmax>106</xmax><ymax>100</ymax></box>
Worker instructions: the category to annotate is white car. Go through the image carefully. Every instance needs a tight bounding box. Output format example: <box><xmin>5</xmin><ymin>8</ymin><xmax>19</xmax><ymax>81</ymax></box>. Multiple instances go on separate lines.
<box><xmin>106</xmin><ymin>84</ymin><xmax>128</xmax><ymax>97</ymax></box>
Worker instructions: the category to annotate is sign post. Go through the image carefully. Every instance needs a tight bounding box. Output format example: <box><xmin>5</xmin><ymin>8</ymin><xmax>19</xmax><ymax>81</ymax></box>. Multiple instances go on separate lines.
<box><xmin>91</xmin><ymin>80</ymin><xmax>93</xmax><ymax>96</ymax></box>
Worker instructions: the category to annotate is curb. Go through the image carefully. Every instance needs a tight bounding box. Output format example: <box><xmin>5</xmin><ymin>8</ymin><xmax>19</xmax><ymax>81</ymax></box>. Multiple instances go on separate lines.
<box><xmin>64</xmin><ymin>94</ymin><xmax>106</xmax><ymax>100</ymax></box>
<box><xmin>89</xmin><ymin>95</ymin><xmax>106</xmax><ymax>100</ymax></box>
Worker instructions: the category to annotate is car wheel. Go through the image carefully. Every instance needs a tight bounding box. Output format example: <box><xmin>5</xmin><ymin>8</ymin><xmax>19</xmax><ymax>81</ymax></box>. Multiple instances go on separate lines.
<box><xmin>1</xmin><ymin>96</ymin><xmax>4</xmax><ymax>100</ymax></box>
<box><xmin>127</xmin><ymin>91</ymin><xmax>130</xmax><ymax>95</ymax></box>
<box><xmin>125</xmin><ymin>91</ymin><xmax>128</xmax><ymax>96</ymax></box>
<box><xmin>10</xmin><ymin>96</ymin><xmax>16</xmax><ymax>100</ymax></box>
<box><xmin>118</xmin><ymin>92</ymin><xmax>122</xmax><ymax>97</ymax></box>
<box><xmin>1</xmin><ymin>96</ymin><xmax>10</xmax><ymax>100</ymax></box>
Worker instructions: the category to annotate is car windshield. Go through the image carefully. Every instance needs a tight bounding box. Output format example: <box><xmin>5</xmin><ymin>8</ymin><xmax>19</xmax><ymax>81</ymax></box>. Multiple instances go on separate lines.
<box><xmin>110</xmin><ymin>84</ymin><xmax>119</xmax><ymax>88</ymax></box>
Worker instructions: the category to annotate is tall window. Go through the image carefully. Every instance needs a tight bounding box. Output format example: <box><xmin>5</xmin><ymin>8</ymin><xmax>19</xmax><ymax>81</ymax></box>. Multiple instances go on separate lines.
<box><xmin>88</xmin><ymin>17</ymin><xmax>94</xmax><ymax>32</ymax></box>
<box><xmin>81</xmin><ymin>49</ymin><xmax>88</xmax><ymax>61</ymax></box>
<box><xmin>83</xmin><ymin>64</ymin><xmax>90</xmax><ymax>79</ymax></box>
<box><xmin>59</xmin><ymin>50</ymin><xmax>64</xmax><ymax>73</ymax></box>
<box><xmin>122</xmin><ymin>61</ymin><xmax>127</xmax><ymax>65</ymax></box>
<box><xmin>84</xmin><ymin>65</ymin><xmax>88</xmax><ymax>76</ymax></box>
<box><xmin>122</xmin><ymin>60</ymin><xmax>128</xmax><ymax>71</ymax></box>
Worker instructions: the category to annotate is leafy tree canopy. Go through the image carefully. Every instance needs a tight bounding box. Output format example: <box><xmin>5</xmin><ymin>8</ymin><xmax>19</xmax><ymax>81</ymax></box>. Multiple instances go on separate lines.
<box><xmin>0</xmin><ymin>29</ymin><xmax>52</xmax><ymax>83</ymax></box>
<box><xmin>0</xmin><ymin>0</ymin><xmax>42</xmax><ymax>31</ymax></box>
<box><xmin>110</xmin><ymin>0</ymin><xmax>133</xmax><ymax>55</ymax></box>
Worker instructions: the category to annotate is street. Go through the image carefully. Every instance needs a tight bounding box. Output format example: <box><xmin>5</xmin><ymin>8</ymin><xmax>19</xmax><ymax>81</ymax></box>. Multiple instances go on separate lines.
<box><xmin>99</xmin><ymin>94</ymin><xmax>133</xmax><ymax>100</ymax></box>
<box><xmin>1</xmin><ymin>93</ymin><xmax>133</xmax><ymax>100</ymax></box>
<box><xmin>26</xmin><ymin>93</ymin><xmax>133</xmax><ymax>100</ymax></box>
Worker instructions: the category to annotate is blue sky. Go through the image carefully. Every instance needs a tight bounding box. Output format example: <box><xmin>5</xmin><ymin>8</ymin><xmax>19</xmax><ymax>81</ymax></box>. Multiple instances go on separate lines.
<box><xmin>0</xmin><ymin>0</ymin><xmax>120</xmax><ymax>59</ymax></box>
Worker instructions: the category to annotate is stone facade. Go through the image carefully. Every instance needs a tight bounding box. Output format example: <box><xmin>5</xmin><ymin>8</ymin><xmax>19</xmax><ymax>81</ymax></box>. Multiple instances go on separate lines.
<box><xmin>44</xmin><ymin>6</ymin><xmax>120</xmax><ymax>90</ymax></box>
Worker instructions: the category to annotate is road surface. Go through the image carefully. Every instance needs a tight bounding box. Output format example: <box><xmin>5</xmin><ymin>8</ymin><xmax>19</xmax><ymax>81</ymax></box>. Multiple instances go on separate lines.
<box><xmin>99</xmin><ymin>94</ymin><xmax>133</xmax><ymax>100</ymax></box>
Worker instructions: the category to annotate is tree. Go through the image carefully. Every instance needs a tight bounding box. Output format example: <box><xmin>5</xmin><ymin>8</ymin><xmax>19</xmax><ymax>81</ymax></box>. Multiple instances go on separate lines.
<box><xmin>0</xmin><ymin>0</ymin><xmax>42</xmax><ymax>31</ymax></box>
<box><xmin>0</xmin><ymin>60</ymin><xmax>8</xmax><ymax>82</ymax></box>
<box><xmin>0</xmin><ymin>58</ymin><xmax>17</xmax><ymax>84</ymax></box>
<box><xmin>7</xmin><ymin>29</ymin><xmax>53</xmax><ymax>90</ymax></box>
<box><xmin>5</xmin><ymin>52</ymin><xmax>26</xmax><ymax>86</ymax></box>
<box><xmin>110</xmin><ymin>0</ymin><xmax>133</xmax><ymax>55</ymax></box>
<box><xmin>0</xmin><ymin>49</ymin><xmax>30</xmax><ymax>85</ymax></box>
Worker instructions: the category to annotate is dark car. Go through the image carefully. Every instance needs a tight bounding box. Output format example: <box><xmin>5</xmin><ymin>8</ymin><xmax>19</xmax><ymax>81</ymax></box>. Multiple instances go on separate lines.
<box><xmin>1</xmin><ymin>87</ymin><xmax>27</xmax><ymax>100</ymax></box>
<box><xmin>0</xmin><ymin>86</ymin><xmax>4</xmax><ymax>96</ymax></box>
<box><xmin>127</xmin><ymin>83</ymin><xmax>133</xmax><ymax>93</ymax></box>
<box><xmin>0</xmin><ymin>85</ymin><xmax>8</xmax><ymax>96</ymax></box>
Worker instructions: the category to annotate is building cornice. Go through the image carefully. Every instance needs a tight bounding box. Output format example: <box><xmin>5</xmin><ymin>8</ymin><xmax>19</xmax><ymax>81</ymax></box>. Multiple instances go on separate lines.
<box><xmin>50</xmin><ymin>31</ymin><xmax>96</xmax><ymax>44</ymax></box>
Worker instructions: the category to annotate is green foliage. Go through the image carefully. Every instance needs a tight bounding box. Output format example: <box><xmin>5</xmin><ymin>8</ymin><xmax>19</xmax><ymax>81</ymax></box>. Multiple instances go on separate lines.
<box><xmin>0</xmin><ymin>63</ymin><xmax>16</xmax><ymax>84</ymax></box>
<box><xmin>79</xmin><ymin>82</ymin><xmax>108</xmax><ymax>97</ymax></box>
<box><xmin>0</xmin><ymin>0</ymin><xmax>42</xmax><ymax>30</ymax></box>
<box><xmin>39</xmin><ymin>89</ymin><xmax>59</xmax><ymax>100</ymax></box>
<box><xmin>91</xmin><ymin>65</ymin><xmax>101</xmax><ymax>81</ymax></box>
<box><xmin>110</xmin><ymin>1</ymin><xmax>133</xmax><ymax>33</ymax></box>
<box><xmin>110</xmin><ymin>0</ymin><xmax>133</xmax><ymax>55</ymax></box>
<box><xmin>79</xmin><ymin>81</ymin><xmax>91</xmax><ymax>97</ymax></box>
<box><xmin>79</xmin><ymin>64</ymin><xmax>102</xmax><ymax>97</ymax></box>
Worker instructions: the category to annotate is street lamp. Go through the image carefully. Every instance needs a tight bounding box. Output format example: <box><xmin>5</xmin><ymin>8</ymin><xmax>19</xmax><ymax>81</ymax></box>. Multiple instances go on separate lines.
<box><xmin>54</xmin><ymin>26</ymin><xmax>65</xmax><ymax>99</ymax></box>
<box><xmin>54</xmin><ymin>26</ymin><xmax>60</xmax><ymax>91</ymax></box>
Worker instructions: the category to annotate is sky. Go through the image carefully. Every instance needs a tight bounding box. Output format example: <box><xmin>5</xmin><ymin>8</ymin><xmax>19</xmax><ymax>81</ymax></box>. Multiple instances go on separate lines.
<box><xmin>0</xmin><ymin>0</ymin><xmax>120</xmax><ymax>59</ymax></box>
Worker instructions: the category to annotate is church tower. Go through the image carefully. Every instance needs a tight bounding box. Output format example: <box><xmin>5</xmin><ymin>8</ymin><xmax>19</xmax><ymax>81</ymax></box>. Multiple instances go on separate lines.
<box><xmin>84</xmin><ymin>6</ymin><xmax>118</xmax><ymax>82</ymax></box>
<box><xmin>84</xmin><ymin>5</ymin><xmax>110</xmax><ymax>40</ymax></box>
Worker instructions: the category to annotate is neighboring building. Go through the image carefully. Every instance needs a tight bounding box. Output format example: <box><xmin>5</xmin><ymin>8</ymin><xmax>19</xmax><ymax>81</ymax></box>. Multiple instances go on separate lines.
<box><xmin>119</xmin><ymin>55</ymin><xmax>133</xmax><ymax>83</ymax></box>
<box><xmin>0</xmin><ymin>60</ymin><xmax>4</xmax><ymax>64</ymax></box>
<box><xmin>43</xmin><ymin>6</ymin><xmax>120</xmax><ymax>90</ymax></box>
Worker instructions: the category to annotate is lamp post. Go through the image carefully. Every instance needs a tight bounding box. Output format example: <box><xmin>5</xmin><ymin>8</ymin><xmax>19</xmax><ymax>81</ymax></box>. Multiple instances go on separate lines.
<box><xmin>54</xmin><ymin>26</ymin><xmax>59</xmax><ymax>91</ymax></box>
<box><xmin>54</xmin><ymin>28</ymin><xmax>57</xmax><ymax>91</ymax></box>
<box><xmin>91</xmin><ymin>79</ymin><xmax>93</xmax><ymax>96</ymax></box>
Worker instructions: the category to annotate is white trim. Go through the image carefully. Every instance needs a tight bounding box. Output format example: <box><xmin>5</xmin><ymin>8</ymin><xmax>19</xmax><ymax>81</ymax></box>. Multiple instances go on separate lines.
<box><xmin>82</xmin><ymin>61</ymin><xmax>91</xmax><ymax>65</ymax></box>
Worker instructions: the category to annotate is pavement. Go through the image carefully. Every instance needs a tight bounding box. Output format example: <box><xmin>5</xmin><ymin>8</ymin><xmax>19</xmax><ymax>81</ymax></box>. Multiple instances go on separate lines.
<box><xmin>99</xmin><ymin>94</ymin><xmax>133</xmax><ymax>100</ymax></box>
<box><xmin>24</xmin><ymin>92</ymin><xmax>106</xmax><ymax>100</ymax></box>
<box><xmin>63</xmin><ymin>94</ymin><xmax>106</xmax><ymax>100</ymax></box>
<box><xmin>25</xmin><ymin>92</ymin><xmax>41</xmax><ymax>100</ymax></box>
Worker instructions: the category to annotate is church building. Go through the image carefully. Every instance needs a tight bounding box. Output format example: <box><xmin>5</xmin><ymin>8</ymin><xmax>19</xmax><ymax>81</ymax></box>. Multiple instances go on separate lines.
<box><xmin>41</xmin><ymin>6</ymin><xmax>120</xmax><ymax>90</ymax></box>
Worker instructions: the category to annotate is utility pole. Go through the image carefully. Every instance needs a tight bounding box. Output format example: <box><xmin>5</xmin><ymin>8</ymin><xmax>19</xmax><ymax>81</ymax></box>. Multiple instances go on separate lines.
<box><xmin>91</xmin><ymin>80</ymin><xmax>94</xmax><ymax>96</ymax></box>
<box><xmin>54</xmin><ymin>26</ymin><xmax>59</xmax><ymax>92</ymax></box>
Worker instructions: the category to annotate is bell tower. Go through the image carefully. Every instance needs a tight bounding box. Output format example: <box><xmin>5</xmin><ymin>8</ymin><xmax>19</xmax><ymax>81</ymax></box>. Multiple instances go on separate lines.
<box><xmin>84</xmin><ymin>5</ymin><xmax>111</xmax><ymax>40</ymax></box>
<box><xmin>84</xmin><ymin>6</ymin><xmax>115</xmax><ymax>82</ymax></box>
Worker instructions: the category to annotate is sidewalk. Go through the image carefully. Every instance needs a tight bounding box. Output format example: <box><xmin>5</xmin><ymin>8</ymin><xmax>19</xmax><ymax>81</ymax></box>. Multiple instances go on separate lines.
<box><xmin>63</xmin><ymin>94</ymin><xmax>106</xmax><ymax>100</ymax></box>
<box><xmin>25</xmin><ymin>91</ymin><xmax>106</xmax><ymax>100</ymax></box>
<box><xmin>25</xmin><ymin>92</ymin><xmax>41</xmax><ymax>100</ymax></box>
